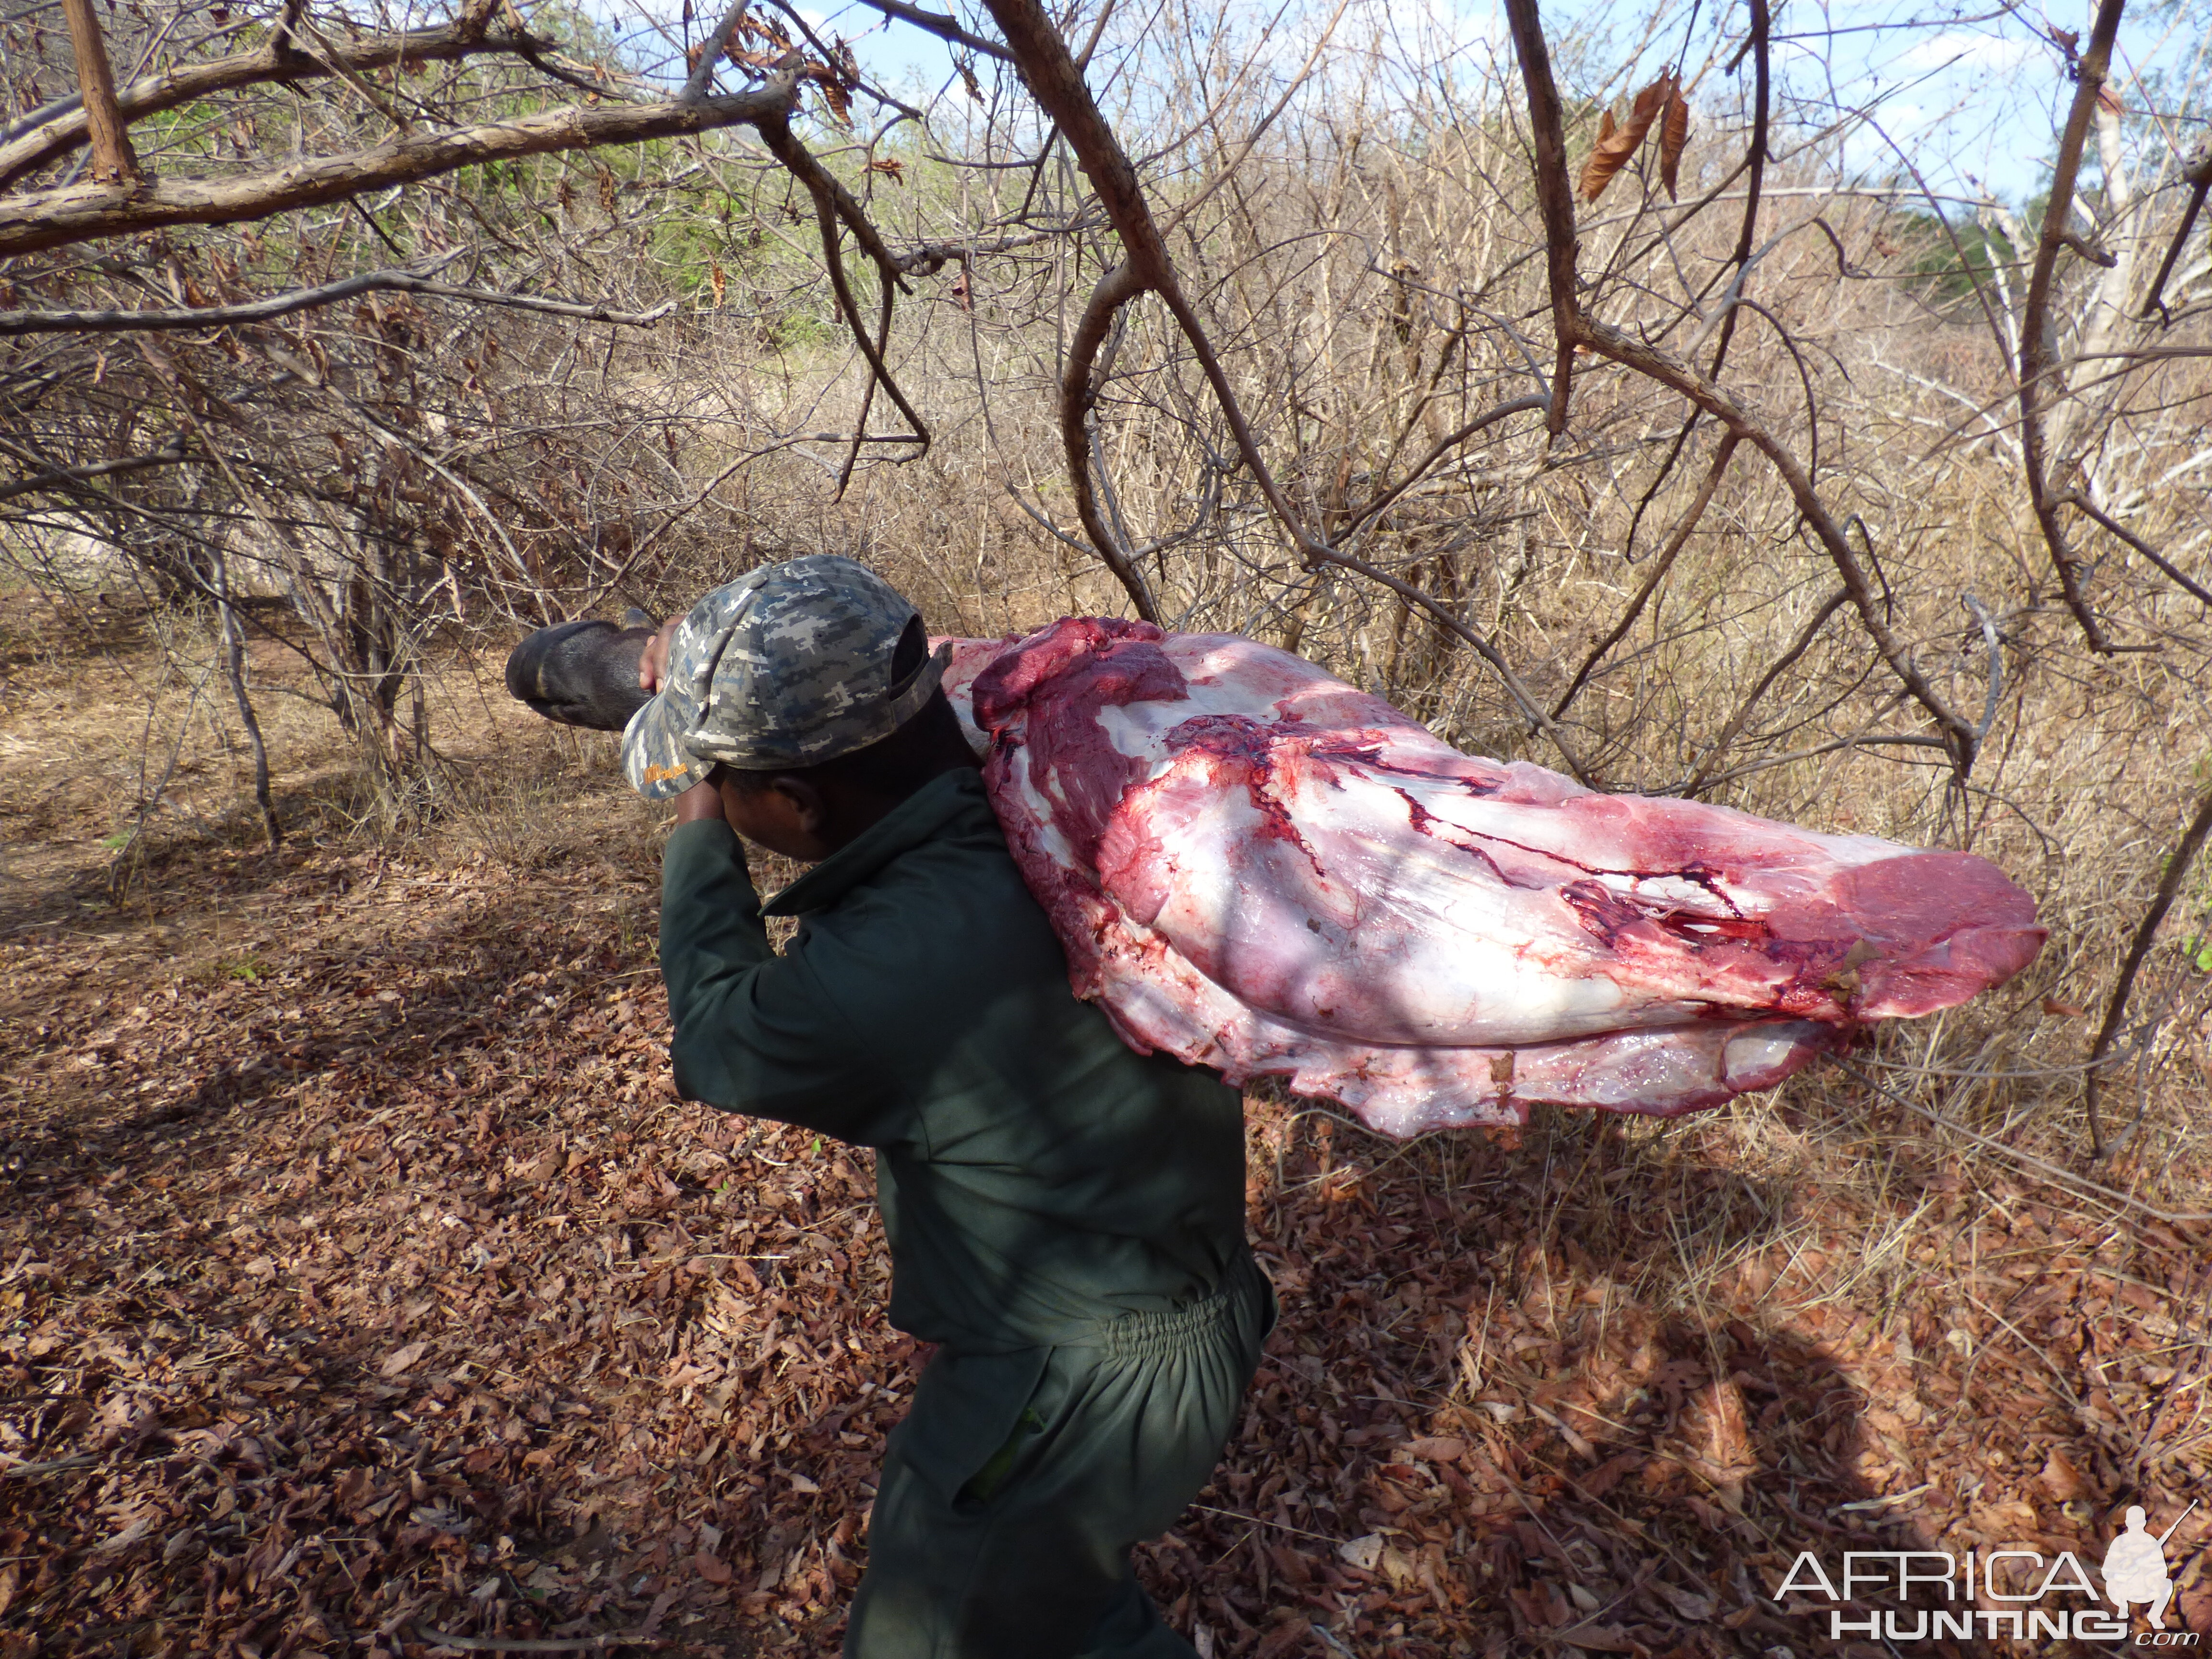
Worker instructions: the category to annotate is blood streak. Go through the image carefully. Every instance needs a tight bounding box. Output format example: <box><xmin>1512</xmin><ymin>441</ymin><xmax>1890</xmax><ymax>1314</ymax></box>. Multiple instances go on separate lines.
<box><xmin>946</xmin><ymin>619</ymin><xmax>2047</xmax><ymax>1137</ymax></box>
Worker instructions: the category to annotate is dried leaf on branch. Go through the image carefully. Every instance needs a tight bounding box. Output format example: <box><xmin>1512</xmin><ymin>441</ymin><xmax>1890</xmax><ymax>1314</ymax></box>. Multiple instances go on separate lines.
<box><xmin>725</xmin><ymin>43</ymin><xmax>853</xmax><ymax>124</ymax></box>
<box><xmin>1578</xmin><ymin>72</ymin><xmax>1676</xmax><ymax>203</ymax></box>
<box><xmin>812</xmin><ymin>70</ymin><xmax>854</xmax><ymax>126</ymax></box>
<box><xmin>1659</xmin><ymin>83</ymin><xmax>1691</xmax><ymax>199</ymax></box>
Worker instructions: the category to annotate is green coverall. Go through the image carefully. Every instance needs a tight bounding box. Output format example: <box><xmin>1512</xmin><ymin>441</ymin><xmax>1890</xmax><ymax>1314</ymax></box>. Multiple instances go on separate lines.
<box><xmin>659</xmin><ymin>768</ymin><xmax>1273</xmax><ymax>1659</ymax></box>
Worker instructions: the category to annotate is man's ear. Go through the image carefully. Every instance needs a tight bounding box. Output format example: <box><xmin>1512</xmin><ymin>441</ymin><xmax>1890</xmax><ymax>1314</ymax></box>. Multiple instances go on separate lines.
<box><xmin>770</xmin><ymin>775</ymin><xmax>828</xmax><ymax>835</ymax></box>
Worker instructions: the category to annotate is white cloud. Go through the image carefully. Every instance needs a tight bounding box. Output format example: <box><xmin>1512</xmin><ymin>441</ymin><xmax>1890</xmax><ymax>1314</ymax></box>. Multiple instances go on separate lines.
<box><xmin>1895</xmin><ymin>30</ymin><xmax>2041</xmax><ymax>73</ymax></box>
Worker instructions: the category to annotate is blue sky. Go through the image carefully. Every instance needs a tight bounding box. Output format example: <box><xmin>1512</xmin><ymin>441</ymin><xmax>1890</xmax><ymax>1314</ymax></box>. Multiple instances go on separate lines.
<box><xmin>737</xmin><ymin>0</ymin><xmax>2203</xmax><ymax>207</ymax></box>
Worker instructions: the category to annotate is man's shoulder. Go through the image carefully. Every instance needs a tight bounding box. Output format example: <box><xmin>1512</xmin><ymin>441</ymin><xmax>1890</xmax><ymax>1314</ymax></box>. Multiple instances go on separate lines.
<box><xmin>873</xmin><ymin>811</ymin><xmax>1049</xmax><ymax>928</ymax></box>
<box><xmin>813</xmin><ymin>787</ymin><xmax>1053</xmax><ymax>943</ymax></box>
<box><xmin>790</xmin><ymin>821</ymin><xmax>1080</xmax><ymax>1054</ymax></box>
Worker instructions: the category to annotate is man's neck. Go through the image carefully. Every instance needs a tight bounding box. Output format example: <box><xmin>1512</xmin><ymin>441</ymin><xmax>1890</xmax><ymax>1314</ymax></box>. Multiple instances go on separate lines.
<box><xmin>812</xmin><ymin>759</ymin><xmax>977</xmax><ymax>856</ymax></box>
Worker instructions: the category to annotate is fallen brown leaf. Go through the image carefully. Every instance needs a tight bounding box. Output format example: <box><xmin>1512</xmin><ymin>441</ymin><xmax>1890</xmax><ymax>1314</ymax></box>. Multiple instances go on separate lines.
<box><xmin>1402</xmin><ymin>1435</ymin><xmax>1467</xmax><ymax>1463</ymax></box>
<box><xmin>2038</xmin><ymin>1446</ymin><xmax>2087</xmax><ymax>1501</ymax></box>
<box><xmin>1553</xmin><ymin>1622</ymin><xmax>1642</xmax><ymax>1654</ymax></box>
<box><xmin>1657</xmin><ymin>1582</ymin><xmax>1716</xmax><ymax>1621</ymax></box>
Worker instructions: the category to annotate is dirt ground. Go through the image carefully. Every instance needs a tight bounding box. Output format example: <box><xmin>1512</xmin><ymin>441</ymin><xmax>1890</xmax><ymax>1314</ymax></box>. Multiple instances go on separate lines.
<box><xmin>2</xmin><ymin>596</ymin><xmax>2208</xmax><ymax>1658</ymax></box>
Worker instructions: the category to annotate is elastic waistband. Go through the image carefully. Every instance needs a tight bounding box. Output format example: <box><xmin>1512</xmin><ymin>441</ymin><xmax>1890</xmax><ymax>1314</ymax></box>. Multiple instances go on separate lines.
<box><xmin>1092</xmin><ymin>1249</ymin><xmax>1269</xmax><ymax>1360</ymax></box>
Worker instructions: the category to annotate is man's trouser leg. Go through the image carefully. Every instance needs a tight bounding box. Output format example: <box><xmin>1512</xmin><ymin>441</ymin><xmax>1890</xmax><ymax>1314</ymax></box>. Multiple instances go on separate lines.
<box><xmin>844</xmin><ymin>1253</ymin><xmax>1273</xmax><ymax>1659</ymax></box>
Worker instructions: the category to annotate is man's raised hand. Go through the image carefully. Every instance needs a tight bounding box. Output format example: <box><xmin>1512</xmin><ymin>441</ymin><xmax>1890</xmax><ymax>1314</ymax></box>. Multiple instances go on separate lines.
<box><xmin>639</xmin><ymin>619</ymin><xmax>680</xmax><ymax>692</ymax></box>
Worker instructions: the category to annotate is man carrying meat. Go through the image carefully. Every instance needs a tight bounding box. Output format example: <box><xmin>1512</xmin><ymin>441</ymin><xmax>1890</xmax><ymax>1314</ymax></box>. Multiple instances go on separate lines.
<box><xmin>626</xmin><ymin>553</ymin><xmax>1271</xmax><ymax>1659</ymax></box>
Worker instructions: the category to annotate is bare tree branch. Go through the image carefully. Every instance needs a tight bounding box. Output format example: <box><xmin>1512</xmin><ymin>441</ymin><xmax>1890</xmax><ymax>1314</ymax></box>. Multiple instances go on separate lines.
<box><xmin>0</xmin><ymin>266</ymin><xmax>678</xmax><ymax>335</ymax></box>
<box><xmin>847</xmin><ymin>0</ymin><xmax>1015</xmax><ymax>62</ymax></box>
<box><xmin>1621</xmin><ymin>0</ymin><xmax>1767</xmax><ymax>556</ymax></box>
<box><xmin>2061</xmin><ymin>488</ymin><xmax>2212</xmax><ymax>608</ymax></box>
<box><xmin>753</xmin><ymin>102</ymin><xmax>931</xmax><ymax>464</ymax></box>
<box><xmin>2017</xmin><ymin>0</ymin><xmax>2129</xmax><ymax>654</ymax></box>
<box><xmin>1578</xmin><ymin>312</ymin><xmax>1984</xmax><ymax>767</ymax></box>
<box><xmin>894</xmin><ymin>226</ymin><xmax>1073</xmax><ymax>276</ymax></box>
<box><xmin>0</xmin><ymin>22</ymin><xmax>559</xmax><ymax>192</ymax></box>
<box><xmin>2140</xmin><ymin>141</ymin><xmax>2212</xmax><ymax>320</ymax></box>
<box><xmin>2085</xmin><ymin>787</ymin><xmax>2212</xmax><ymax>1155</ymax></box>
<box><xmin>1500</xmin><ymin>0</ymin><xmax>1984</xmax><ymax>770</ymax></box>
<box><xmin>1060</xmin><ymin>260</ymin><xmax>1156</xmax><ymax>619</ymax></box>
<box><xmin>1501</xmin><ymin>0</ymin><xmax>1579</xmax><ymax>436</ymax></box>
<box><xmin>1303</xmin><ymin>543</ymin><xmax>1595</xmax><ymax>784</ymax></box>
<box><xmin>0</xmin><ymin>73</ymin><xmax>803</xmax><ymax>257</ymax></box>
<box><xmin>0</xmin><ymin>439</ymin><xmax>190</xmax><ymax>500</ymax></box>
<box><xmin>976</xmin><ymin>0</ymin><xmax>1319</xmax><ymax>563</ymax></box>
<box><xmin>55</xmin><ymin>0</ymin><xmax>137</xmax><ymax>184</ymax></box>
<box><xmin>1337</xmin><ymin>396</ymin><xmax>1549</xmax><ymax>542</ymax></box>
<box><xmin>1678</xmin><ymin>586</ymin><xmax>1851</xmax><ymax>797</ymax></box>
<box><xmin>974</xmin><ymin>0</ymin><xmax>1599</xmax><ymax>779</ymax></box>
<box><xmin>682</xmin><ymin>0</ymin><xmax>754</xmax><ymax>100</ymax></box>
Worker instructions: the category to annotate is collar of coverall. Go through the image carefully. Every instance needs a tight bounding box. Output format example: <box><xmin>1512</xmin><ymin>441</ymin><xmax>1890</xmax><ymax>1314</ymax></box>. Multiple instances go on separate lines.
<box><xmin>757</xmin><ymin>768</ymin><xmax>987</xmax><ymax>919</ymax></box>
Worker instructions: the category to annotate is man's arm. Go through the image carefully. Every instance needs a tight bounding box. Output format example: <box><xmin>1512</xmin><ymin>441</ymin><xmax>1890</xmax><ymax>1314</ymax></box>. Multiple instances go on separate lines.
<box><xmin>658</xmin><ymin>786</ymin><xmax>905</xmax><ymax>1142</ymax></box>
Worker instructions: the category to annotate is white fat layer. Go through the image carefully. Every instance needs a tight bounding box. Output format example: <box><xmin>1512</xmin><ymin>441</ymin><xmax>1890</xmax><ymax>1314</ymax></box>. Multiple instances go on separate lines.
<box><xmin>1724</xmin><ymin>1026</ymin><xmax>1819</xmax><ymax>1082</ymax></box>
<box><xmin>1129</xmin><ymin>776</ymin><xmax>1648</xmax><ymax>1043</ymax></box>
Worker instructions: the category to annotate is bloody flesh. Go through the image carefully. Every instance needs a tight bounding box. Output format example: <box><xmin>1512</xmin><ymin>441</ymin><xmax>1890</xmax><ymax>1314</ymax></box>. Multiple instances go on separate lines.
<box><xmin>942</xmin><ymin>619</ymin><xmax>2044</xmax><ymax>1136</ymax></box>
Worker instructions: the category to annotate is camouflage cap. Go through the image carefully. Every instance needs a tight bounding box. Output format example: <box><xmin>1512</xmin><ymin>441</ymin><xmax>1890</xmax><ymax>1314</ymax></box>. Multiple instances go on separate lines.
<box><xmin>621</xmin><ymin>555</ymin><xmax>950</xmax><ymax>800</ymax></box>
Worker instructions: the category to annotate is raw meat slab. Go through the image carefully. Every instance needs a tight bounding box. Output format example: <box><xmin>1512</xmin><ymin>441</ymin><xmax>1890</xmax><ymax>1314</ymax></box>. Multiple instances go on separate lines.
<box><xmin>941</xmin><ymin>619</ymin><xmax>2044</xmax><ymax>1136</ymax></box>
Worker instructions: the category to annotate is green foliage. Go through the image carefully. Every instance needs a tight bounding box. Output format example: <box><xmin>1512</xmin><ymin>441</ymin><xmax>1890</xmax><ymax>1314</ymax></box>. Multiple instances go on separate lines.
<box><xmin>1888</xmin><ymin>209</ymin><xmax>2017</xmax><ymax>305</ymax></box>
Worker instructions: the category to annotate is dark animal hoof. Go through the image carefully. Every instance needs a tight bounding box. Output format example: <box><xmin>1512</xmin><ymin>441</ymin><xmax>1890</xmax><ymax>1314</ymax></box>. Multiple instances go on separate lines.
<box><xmin>505</xmin><ymin>619</ymin><xmax>658</xmax><ymax>732</ymax></box>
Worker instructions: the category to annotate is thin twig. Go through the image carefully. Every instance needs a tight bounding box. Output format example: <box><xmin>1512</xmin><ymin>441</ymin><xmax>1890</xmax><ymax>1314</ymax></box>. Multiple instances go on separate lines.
<box><xmin>1837</xmin><ymin>1059</ymin><xmax>2212</xmax><ymax>1226</ymax></box>
<box><xmin>2084</xmin><ymin>788</ymin><xmax>2212</xmax><ymax>1156</ymax></box>
<box><xmin>2060</xmin><ymin>489</ymin><xmax>2212</xmax><ymax>609</ymax></box>
<box><xmin>1336</xmin><ymin>396</ymin><xmax>1548</xmax><ymax>544</ymax></box>
<box><xmin>1679</xmin><ymin>586</ymin><xmax>1849</xmax><ymax>797</ymax></box>
<box><xmin>0</xmin><ymin>440</ymin><xmax>191</xmax><ymax>499</ymax></box>
<box><xmin>2140</xmin><ymin>141</ymin><xmax>2212</xmax><ymax>319</ymax></box>
<box><xmin>1669</xmin><ymin>731</ymin><xmax>1949</xmax><ymax>795</ymax></box>
<box><xmin>0</xmin><ymin>267</ymin><xmax>675</xmax><ymax>336</ymax></box>
<box><xmin>1552</xmin><ymin>433</ymin><xmax>1739</xmax><ymax>720</ymax></box>
<box><xmin>413</xmin><ymin>1627</ymin><xmax>662</xmax><ymax>1653</ymax></box>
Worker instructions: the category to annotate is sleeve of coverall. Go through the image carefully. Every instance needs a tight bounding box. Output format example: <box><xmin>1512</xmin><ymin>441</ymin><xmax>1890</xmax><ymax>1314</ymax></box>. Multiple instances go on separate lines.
<box><xmin>657</xmin><ymin>819</ymin><xmax>905</xmax><ymax>1143</ymax></box>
